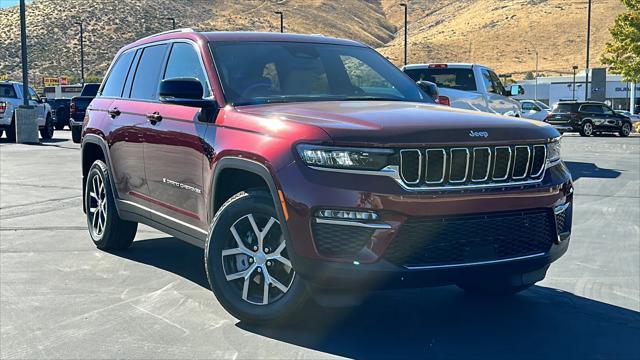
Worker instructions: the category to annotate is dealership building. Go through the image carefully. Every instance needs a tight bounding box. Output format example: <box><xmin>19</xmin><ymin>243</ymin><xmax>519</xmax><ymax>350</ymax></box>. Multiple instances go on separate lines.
<box><xmin>515</xmin><ymin>70</ymin><xmax>638</xmax><ymax>113</ymax></box>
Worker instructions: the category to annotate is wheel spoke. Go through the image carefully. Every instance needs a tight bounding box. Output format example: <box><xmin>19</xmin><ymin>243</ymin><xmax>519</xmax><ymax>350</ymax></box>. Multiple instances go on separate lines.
<box><xmin>271</xmin><ymin>255</ymin><xmax>292</xmax><ymax>269</ymax></box>
<box><xmin>270</xmin><ymin>276</ymin><xmax>289</xmax><ymax>293</ymax></box>
<box><xmin>261</xmin><ymin>217</ymin><xmax>277</xmax><ymax>239</ymax></box>
<box><xmin>230</xmin><ymin>225</ymin><xmax>253</xmax><ymax>254</ymax></box>
<box><xmin>222</xmin><ymin>247</ymin><xmax>252</xmax><ymax>257</ymax></box>
<box><xmin>89</xmin><ymin>206</ymin><xmax>98</xmax><ymax>214</ymax></box>
<box><xmin>246</xmin><ymin>214</ymin><xmax>262</xmax><ymax>250</ymax></box>
<box><xmin>262</xmin><ymin>272</ymin><xmax>271</xmax><ymax>305</ymax></box>
<box><xmin>225</xmin><ymin>265</ymin><xmax>253</xmax><ymax>281</ymax></box>
<box><xmin>241</xmin><ymin>275</ymin><xmax>251</xmax><ymax>302</ymax></box>
<box><xmin>89</xmin><ymin>191</ymin><xmax>99</xmax><ymax>201</ymax></box>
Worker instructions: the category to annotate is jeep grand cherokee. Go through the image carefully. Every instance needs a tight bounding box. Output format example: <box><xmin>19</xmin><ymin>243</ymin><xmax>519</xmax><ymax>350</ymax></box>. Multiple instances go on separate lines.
<box><xmin>80</xmin><ymin>29</ymin><xmax>573</xmax><ymax>323</ymax></box>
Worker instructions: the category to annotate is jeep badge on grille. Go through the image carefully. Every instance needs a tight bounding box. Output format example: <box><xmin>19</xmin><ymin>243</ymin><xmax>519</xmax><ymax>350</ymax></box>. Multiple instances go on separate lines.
<box><xmin>469</xmin><ymin>130</ymin><xmax>489</xmax><ymax>138</ymax></box>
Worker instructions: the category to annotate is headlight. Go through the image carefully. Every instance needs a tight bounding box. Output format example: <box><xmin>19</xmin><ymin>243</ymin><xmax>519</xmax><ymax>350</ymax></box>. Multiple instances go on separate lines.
<box><xmin>547</xmin><ymin>139</ymin><xmax>561</xmax><ymax>163</ymax></box>
<box><xmin>297</xmin><ymin>144</ymin><xmax>394</xmax><ymax>171</ymax></box>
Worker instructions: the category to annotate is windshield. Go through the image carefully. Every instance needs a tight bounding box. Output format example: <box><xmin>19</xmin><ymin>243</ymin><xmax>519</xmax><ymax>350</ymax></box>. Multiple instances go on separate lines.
<box><xmin>209</xmin><ymin>41</ymin><xmax>431</xmax><ymax>106</ymax></box>
<box><xmin>404</xmin><ymin>67</ymin><xmax>477</xmax><ymax>91</ymax></box>
<box><xmin>534</xmin><ymin>100</ymin><xmax>550</xmax><ymax>110</ymax></box>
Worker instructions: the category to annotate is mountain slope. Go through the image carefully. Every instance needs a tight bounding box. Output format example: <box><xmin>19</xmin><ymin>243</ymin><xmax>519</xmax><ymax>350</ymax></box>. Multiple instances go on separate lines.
<box><xmin>0</xmin><ymin>0</ymin><xmax>624</xmax><ymax>83</ymax></box>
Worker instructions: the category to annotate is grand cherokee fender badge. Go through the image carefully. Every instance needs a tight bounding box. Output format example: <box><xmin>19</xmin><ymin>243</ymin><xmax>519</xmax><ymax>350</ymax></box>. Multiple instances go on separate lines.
<box><xmin>162</xmin><ymin>178</ymin><xmax>202</xmax><ymax>194</ymax></box>
<box><xmin>469</xmin><ymin>130</ymin><xmax>489</xmax><ymax>138</ymax></box>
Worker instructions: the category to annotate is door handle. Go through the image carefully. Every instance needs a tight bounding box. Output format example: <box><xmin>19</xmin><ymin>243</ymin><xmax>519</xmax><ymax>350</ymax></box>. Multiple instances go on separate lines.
<box><xmin>108</xmin><ymin>108</ymin><xmax>121</xmax><ymax>118</ymax></box>
<box><xmin>146</xmin><ymin>112</ymin><xmax>162</xmax><ymax>124</ymax></box>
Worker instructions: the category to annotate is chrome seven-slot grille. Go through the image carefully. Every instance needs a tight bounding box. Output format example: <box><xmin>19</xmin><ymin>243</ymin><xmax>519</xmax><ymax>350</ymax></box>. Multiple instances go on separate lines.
<box><xmin>399</xmin><ymin>144</ymin><xmax>547</xmax><ymax>188</ymax></box>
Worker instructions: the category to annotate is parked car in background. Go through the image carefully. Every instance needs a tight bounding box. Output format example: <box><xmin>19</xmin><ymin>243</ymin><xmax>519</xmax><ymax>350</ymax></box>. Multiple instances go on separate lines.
<box><xmin>402</xmin><ymin>63</ymin><xmax>523</xmax><ymax>117</ymax></box>
<box><xmin>46</xmin><ymin>98</ymin><xmax>71</xmax><ymax>130</ymax></box>
<box><xmin>546</xmin><ymin>101</ymin><xmax>633</xmax><ymax>137</ymax></box>
<box><xmin>520</xmin><ymin>99</ymin><xmax>551</xmax><ymax>121</ymax></box>
<box><xmin>0</xmin><ymin>81</ymin><xmax>54</xmax><ymax>141</ymax></box>
<box><xmin>70</xmin><ymin>83</ymin><xmax>100</xmax><ymax>143</ymax></box>
<box><xmin>80</xmin><ymin>30</ymin><xmax>572</xmax><ymax>324</ymax></box>
<box><xmin>614</xmin><ymin>110</ymin><xmax>640</xmax><ymax>123</ymax></box>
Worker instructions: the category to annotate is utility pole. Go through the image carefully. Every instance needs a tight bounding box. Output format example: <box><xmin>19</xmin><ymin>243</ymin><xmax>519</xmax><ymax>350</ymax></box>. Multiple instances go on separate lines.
<box><xmin>534</xmin><ymin>50</ymin><xmax>538</xmax><ymax>101</ymax></box>
<box><xmin>400</xmin><ymin>3</ymin><xmax>408</xmax><ymax>66</ymax></box>
<box><xmin>274</xmin><ymin>11</ymin><xmax>283</xmax><ymax>33</ymax></box>
<box><xmin>572</xmin><ymin>65</ymin><xmax>578</xmax><ymax>100</ymax></box>
<box><xmin>19</xmin><ymin>0</ymin><xmax>29</xmax><ymax>106</ymax></box>
<box><xmin>584</xmin><ymin>0</ymin><xmax>592</xmax><ymax>100</ymax></box>
<box><xmin>165</xmin><ymin>17</ymin><xmax>176</xmax><ymax>30</ymax></box>
<box><xmin>75</xmin><ymin>21</ymin><xmax>84</xmax><ymax>85</ymax></box>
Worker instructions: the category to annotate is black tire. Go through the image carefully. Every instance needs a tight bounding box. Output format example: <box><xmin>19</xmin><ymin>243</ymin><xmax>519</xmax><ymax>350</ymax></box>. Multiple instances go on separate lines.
<box><xmin>55</xmin><ymin>123</ymin><xmax>65</xmax><ymax>130</ymax></box>
<box><xmin>40</xmin><ymin>114</ymin><xmax>54</xmax><ymax>140</ymax></box>
<box><xmin>579</xmin><ymin>121</ymin><xmax>594</xmax><ymax>137</ymax></box>
<box><xmin>619</xmin><ymin>122</ymin><xmax>632</xmax><ymax>137</ymax></box>
<box><xmin>205</xmin><ymin>190</ymin><xmax>309</xmax><ymax>324</ymax></box>
<box><xmin>85</xmin><ymin>160</ymin><xmax>137</xmax><ymax>250</ymax></box>
<box><xmin>71</xmin><ymin>126</ymin><xmax>81</xmax><ymax>143</ymax></box>
<box><xmin>458</xmin><ymin>281</ymin><xmax>532</xmax><ymax>296</ymax></box>
<box><xmin>6</xmin><ymin>118</ymin><xmax>16</xmax><ymax>142</ymax></box>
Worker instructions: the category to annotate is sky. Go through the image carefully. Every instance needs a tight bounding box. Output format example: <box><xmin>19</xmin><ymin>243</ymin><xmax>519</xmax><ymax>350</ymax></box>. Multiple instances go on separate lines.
<box><xmin>0</xmin><ymin>0</ymin><xmax>32</xmax><ymax>9</ymax></box>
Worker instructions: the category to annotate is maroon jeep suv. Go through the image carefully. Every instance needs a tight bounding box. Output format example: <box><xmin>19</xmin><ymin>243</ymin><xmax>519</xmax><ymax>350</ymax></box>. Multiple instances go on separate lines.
<box><xmin>81</xmin><ymin>29</ymin><xmax>572</xmax><ymax>323</ymax></box>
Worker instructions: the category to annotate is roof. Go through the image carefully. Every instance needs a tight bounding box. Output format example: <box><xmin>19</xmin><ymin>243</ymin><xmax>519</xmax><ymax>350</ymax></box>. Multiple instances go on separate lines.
<box><xmin>403</xmin><ymin>63</ymin><xmax>478</xmax><ymax>70</ymax></box>
<box><xmin>556</xmin><ymin>100</ymin><xmax>607</xmax><ymax>105</ymax></box>
<box><xmin>126</xmin><ymin>29</ymin><xmax>366</xmax><ymax>50</ymax></box>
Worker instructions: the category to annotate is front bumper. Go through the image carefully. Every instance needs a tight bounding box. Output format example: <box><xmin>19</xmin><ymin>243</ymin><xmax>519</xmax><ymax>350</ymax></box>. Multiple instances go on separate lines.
<box><xmin>278</xmin><ymin>160</ymin><xmax>573</xmax><ymax>289</ymax></box>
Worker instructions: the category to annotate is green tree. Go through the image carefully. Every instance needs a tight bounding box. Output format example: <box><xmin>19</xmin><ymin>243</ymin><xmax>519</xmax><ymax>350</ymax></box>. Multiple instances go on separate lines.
<box><xmin>601</xmin><ymin>0</ymin><xmax>640</xmax><ymax>82</ymax></box>
<box><xmin>524</xmin><ymin>71</ymin><xmax>535</xmax><ymax>80</ymax></box>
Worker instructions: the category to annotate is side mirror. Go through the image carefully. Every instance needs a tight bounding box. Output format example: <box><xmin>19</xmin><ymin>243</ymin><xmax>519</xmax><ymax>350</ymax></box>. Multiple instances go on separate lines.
<box><xmin>509</xmin><ymin>85</ymin><xmax>524</xmax><ymax>96</ymax></box>
<box><xmin>159</xmin><ymin>77</ymin><xmax>217</xmax><ymax>109</ymax></box>
<box><xmin>416</xmin><ymin>80</ymin><xmax>439</xmax><ymax>101</ymax></box>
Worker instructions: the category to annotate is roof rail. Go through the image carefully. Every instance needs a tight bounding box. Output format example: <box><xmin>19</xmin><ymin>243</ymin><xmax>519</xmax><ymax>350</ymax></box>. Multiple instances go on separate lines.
<box><xmin>138</xmin><ymin>28</ymin><xmax>195</xmax><ymax>41</ymax></box>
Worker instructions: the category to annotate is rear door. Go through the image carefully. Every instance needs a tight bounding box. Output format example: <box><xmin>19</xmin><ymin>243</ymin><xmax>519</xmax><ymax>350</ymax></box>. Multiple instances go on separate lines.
<box><xmin>141</xmin><ymin>41</ymin><xmax>212</xmax><ymax>234</ymax></box>
<box><xmin>96</xmin><ymin>48</ymin><xmax>148</xmax><ymax>210</ymax></box>
<box><xmin>579</xmin><ymin>104</ymin><xmax>604</xmax><ymax>127</ymax></box>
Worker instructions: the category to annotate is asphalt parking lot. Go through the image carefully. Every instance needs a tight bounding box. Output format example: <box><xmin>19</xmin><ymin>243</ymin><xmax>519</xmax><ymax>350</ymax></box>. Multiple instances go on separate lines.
<box><xmin>1</xmin><ymin>130</ymin><xmax>639</xmax><ymax>359</ymax></box>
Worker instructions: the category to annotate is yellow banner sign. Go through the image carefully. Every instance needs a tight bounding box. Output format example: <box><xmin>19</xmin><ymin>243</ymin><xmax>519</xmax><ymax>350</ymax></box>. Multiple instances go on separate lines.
<box><xmin>43</xmin><ymin>77</ymin><xmax>59</xmax><ymax>87</ymax></box>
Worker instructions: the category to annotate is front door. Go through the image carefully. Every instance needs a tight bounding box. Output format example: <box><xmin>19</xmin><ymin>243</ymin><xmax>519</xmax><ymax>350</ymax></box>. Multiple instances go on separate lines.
<box><xmin>141</xmin><ymin>41</ymin><xmax>212</xmax><ymax>233</ymax></box>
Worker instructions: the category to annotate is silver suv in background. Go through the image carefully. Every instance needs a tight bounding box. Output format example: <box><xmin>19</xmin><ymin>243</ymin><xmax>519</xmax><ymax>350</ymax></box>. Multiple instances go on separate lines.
<box><xmin>0</xmin><ymin>81</ymin><xmax>54</xmax><ymax>141</ymax></box>
<box><xmin>403</xmin><ymin>63</ymin><xmax>523</xmax><ymax>117</ymax></box>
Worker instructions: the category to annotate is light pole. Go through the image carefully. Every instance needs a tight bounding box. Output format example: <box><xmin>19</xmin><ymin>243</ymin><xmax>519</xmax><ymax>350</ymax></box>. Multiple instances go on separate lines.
<box><xmin>19</xmin><ymin>0</ymin><xmax>29</xmax><ymax>106</ymax></box>
<box><xmin>572</xmin><ymin>65</ymin><xmax>578</xmax><ymax>100</ymax></box>
<box><xmin>584</xmin><ymin>0</ymin><xmax>592</xmax><ymax>100</ymax></box>
<box><xmin>274</xmin><ymin>11</ymin><xmax>283</xmax><ymax>33</ymax></box>
<box><xmin>534</xmin><ymin>50</ymin><xmax>538</xmax><ymax>101</ymax></box>
<box><xmin>164</xmin><ymin>17</ymin><xmax>176</xmax><ymax>30</ymax></box>
<box><xmin>74</xmin><ymin>21</ymin><xmax>84</xmax><ymax>85</ymax></box>
<box><xmin>400</xmin><ymin>3</ymin><xmax>408</xmax><ymax>66</ymax></box>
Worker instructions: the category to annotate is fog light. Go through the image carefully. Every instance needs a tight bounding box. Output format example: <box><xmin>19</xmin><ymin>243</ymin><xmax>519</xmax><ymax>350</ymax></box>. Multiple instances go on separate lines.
<box><xmin>316</xmin><ymin>209</ymin><xmax>379</xmax><ymax>221</ymax></box>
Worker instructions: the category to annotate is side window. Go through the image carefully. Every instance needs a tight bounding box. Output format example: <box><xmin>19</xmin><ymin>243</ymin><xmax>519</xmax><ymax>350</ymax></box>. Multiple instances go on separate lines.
<box><xmin>130</xmin><ymin>44</ymin><xmax>168</xmax><ymax>100</ymax></box>
<box><xmin>101</xmin><ymin>50</ymin><xmax>135</xmax><ymax>98</ymax></box>
<box><xmin>163</xmin><ymin>43</ymin><xmax>210</xmax><ymax>97</ymax></box>
<box><xmin>481</xmin><ymin>69</ymin><xmax>495</xmax><ymax>93</ymax></box>
<box><xmin>488</xmin><ymin>71</ymin><xmax>506</xmax><ymax>95</ymax></box>
<box><xmin>522</xmin><ymin>102</ymin><xmax>533</xmax><ymax>111</ymax></box>
<box><xmin>28</xmin><ymin>87</ymin><xmax>39</xmax><ymax>102</ymax></box>
<box><xmin>601</xmin><ymin>106</ymin><xmax>613</xmax><ymax>115</ymax></box>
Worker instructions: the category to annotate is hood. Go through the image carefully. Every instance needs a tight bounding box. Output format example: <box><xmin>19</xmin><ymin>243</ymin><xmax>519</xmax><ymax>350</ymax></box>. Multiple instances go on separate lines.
<box><xmin>237</xmin><ymin>101</ymin><xmax>559</xmax><ymax>146</ymax></box>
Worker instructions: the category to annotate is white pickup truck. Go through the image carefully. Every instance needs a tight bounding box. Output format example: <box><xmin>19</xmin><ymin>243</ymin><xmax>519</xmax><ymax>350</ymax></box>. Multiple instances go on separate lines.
<box><xmin>403</xmin><ymin>63</ymin><xmax>524</xmax><ymax>117</ymax></box>
<box><xmin>0</xmin><ymin>81</ymin><xmax>54</xmax><ymax>141</ymax></box>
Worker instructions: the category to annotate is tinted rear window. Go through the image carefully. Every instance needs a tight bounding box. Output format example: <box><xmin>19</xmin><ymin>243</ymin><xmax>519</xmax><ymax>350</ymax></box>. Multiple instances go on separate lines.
<box><xmin>102</xmin><ymin>51</ymin><xmax>135</xmax><ymax>97</ymax></box>
<box><xmin>553</xmin><ymin>103</ymin><xmax>578</xmax><ymax>113</ymax></box>
<box><xmin>404</xmin><ymin>68</ymin><xmax>477</xmax><ymax>91</ymax></box>
<box><xmin>81</xmin><ymin>84</ymin><xmax>100</xmax><ymax>97</ymax></box>
<box><xmin>74</xmin><ymin>98</ymin><xmax>91</xmax><ymax>110</ymax></box>
<box><xmin>130</xmin><ymin>44</ymin><xmax>168</xmax><ymax>100</ymax></box>
<box><xmin>0</xmin><ymin>84</ymin><xmax>17</xmax><ymax>98</ymax></box>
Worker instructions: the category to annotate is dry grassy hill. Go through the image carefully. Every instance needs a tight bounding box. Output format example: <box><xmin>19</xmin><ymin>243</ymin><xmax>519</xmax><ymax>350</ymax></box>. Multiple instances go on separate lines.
<box><xmin>0</xmin><ymin>0</ymin><xmax>624</xmax><ymax>83</ymax></box>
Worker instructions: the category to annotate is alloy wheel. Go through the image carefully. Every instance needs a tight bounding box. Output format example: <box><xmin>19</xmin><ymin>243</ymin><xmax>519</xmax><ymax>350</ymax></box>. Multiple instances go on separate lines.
<box><xmin>221</xmin><ymin>214</ymin><xmax>294</xmax><ymax>305</ymax></box>
<box><xmin>88</xmin><ymin>173</ymin><xmax>107</xmax><ymax>236</ymax></box>
<box><xmin>583</xmin><ymin>123</ymin><xmax>593</xmax><ymax>136</ymax></box>
<box><xmin>622</xmin><ymin>123</ymin><xmax>631</xmax><ymax>136</ymax></box>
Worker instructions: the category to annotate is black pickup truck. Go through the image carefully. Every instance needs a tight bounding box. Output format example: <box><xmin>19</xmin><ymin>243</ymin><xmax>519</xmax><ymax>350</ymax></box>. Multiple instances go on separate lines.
<box><xmin>70</xmin><ymin>83</ymin><xmax>99</xmax><ymax>143</ymax></box>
